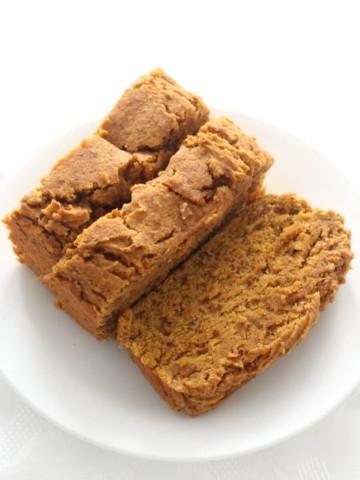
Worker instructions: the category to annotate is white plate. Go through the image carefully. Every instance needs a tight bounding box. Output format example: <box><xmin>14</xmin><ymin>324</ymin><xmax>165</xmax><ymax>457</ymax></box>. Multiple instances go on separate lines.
<box><xmin>1</xmin><ymin>112</ymin><xmax>359</xmax><ymax>461</ymax></box>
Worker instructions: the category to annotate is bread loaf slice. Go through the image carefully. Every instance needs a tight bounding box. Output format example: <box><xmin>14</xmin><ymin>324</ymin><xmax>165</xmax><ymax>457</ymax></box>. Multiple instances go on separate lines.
<box><xmin>4</xmin><ymin>70</ymin><xmax>209</xmax><ymax>276</ymax></box>
<box><xmin>4</xmin><ymin>138</ymin><xmax>175</xmax><ymax>275</ymax></box>
<box><xmin>98</xmin><ymin>68</ymin><xmax>209</xmax><ymax>151</ymax></box>
<box><xmin>118</xmin><ymin>194</ymin><xmax>353</xmax><ymax>416</ymax></box>
<box><xmin>43</xmin><ymin>118</ymin><xmax>273</xmax><ymax>339</ymax></box>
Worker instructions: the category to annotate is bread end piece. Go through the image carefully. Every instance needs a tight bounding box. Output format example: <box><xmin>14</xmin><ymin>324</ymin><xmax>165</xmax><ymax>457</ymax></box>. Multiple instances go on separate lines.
<box><xmin>98</xmin><ymin>69</ymin><xmax>210</xmax><ymax>151</ymax></box>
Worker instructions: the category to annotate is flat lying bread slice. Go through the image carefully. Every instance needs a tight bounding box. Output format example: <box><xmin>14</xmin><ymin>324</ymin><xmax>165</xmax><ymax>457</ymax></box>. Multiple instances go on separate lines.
<box><xmin>4</xmin><ymin>69</ymin><xmax>209</xmax><ymax>276</ymax></box>
<box><xmin>43</xmin><ymin>117</ymin><xmax>273</xmax><ymax>339</ymax></box>
<box><xmin>118</xmin><ymin>194</ymin><xmax>353</xmax><ymax>416</ymax></box>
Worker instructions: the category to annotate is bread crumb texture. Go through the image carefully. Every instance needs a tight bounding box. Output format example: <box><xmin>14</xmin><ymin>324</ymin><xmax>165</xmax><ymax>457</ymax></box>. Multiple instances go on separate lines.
<box><xmin>43</xmin><ymin>117</ymin><xmax>273</xmax><ymax>338</ymax></box>
<box><xmin>118</xmin><ymin>194</ymin><xmax>353</xmax><ymax>416</ymax></box>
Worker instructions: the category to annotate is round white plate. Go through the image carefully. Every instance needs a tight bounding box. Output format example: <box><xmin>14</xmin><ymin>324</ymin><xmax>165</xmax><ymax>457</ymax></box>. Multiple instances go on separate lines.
<box><xmin>0</xmin><ymin>112</ymin><xmax>359</xmax><ymax>461</ymax></box>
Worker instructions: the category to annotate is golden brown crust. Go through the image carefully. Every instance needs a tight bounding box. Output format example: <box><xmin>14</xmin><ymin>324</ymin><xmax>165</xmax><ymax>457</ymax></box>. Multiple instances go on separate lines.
<box><xmin>4</xmin><ymin>70</ymin><xmax>210</xmax><ymax>277</ymax></box>
<box><xmin>5</xmin><ymin>137</ymin><xmax>171</xmax><ymax>276</ymax></box>
<box><xmin>118</xmin><ymin>194</ymin><xmax>353</xmax><ymax>416</ymax></box>
<box><xmin>98</xmin><ymin>68</ymin><xmax>209</xmax><ymax>151</ymax></box>
<box><xmin>43</xmin><ymin>118</ymin><xmax>273</xmax><ymax>339</ymax></box>
<box><xmin>3</xmin><ymin>211</ymin><xmax>62</xmax><ymax>276</ymax></box>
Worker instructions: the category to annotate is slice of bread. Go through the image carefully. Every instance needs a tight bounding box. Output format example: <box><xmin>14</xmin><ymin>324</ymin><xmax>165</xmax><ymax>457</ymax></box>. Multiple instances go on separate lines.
<box><xmin>4</xmin><ymin>138</ymin><xmax>174</xmax><ymax>276</ymax></box>
<box><xmin>42</xmin><ymin>117</ymin><xmax>273</xmax><ymax>339</ymax></box>
<box><xmin>118</xmin><ymin>194</ymin><xmax>353</xmax><ymax>416</ymax></box>
<box><xmin>4</xmin><ymin>69</ymin><xmax>209</xmax><ymax>277</ymax></box>
<box><xmin>98</xmin><ymin>68</ymin><xmax>209</xmax><ymax>151</ymax></box>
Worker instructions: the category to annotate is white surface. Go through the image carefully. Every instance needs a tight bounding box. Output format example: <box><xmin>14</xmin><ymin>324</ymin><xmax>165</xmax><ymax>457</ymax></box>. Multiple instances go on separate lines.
<box><xmin>0</xmin><ymin>371</ymin><xmax>359</xmax><ymax>480</ymax></box>
<box><xmin>1</xmin><ymin>112</ymin><xmax>359</xmax><ymax>462</ymax></box>
<box><xmin>1</xmin><ymin>0</ymin><xmax>360</xmax><ymax>477</ymax></box>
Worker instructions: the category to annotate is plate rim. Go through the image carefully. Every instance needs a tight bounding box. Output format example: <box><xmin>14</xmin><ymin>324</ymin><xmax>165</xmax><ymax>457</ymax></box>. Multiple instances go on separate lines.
<box><xmin>1</xmin><ymin>111</ymin><xmax>360</xmax><ymax>461</ymax></box>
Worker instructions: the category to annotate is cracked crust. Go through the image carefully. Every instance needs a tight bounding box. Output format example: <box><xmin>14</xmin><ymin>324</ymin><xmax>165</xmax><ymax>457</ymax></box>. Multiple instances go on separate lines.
<box><xmin>4</xmin><ymin>137</ymin><xmax>175</xmax><ymax>276</ymax></box>
<box><xmin>117</xmin><ymin>194</ymin><xmax>353</xmax><ymax>416</ymax></box>
<box><xmin>5</xmin><ymin>70</ymin><xmax>210</xmax><ymax>276</ymax></box>
<box><xmin>43</xmin><ymin>117</ymin><xmax>273</xmax><ymax>339</ymax></box>
<box><xmin>98</xmin><ymin>68</ymin><xmax>209</xmax><ymax>151</ymax></box>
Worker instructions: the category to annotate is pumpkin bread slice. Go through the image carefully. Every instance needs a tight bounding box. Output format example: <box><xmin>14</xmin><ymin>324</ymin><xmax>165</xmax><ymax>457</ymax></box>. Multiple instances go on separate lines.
<box><xmin>4</xmin><ymin>69</ymin><xmax>209</xmax><ymax>276</ymax></box>
<box><xmin>118</xmin><ymin>194</ymin><xmax>353</xmax><ymax>416</ymax></box>
<box><xmin>43</xmin><ymin>117</ymin><xmax>273</xmax><ymax>338</ymax></box>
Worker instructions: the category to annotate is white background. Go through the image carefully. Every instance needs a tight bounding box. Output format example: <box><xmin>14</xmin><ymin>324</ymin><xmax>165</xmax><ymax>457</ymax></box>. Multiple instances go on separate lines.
<box><xmin>0</xmin><ymin>0</ymin><xmax>359</xmax><ymax>479</ymax></box>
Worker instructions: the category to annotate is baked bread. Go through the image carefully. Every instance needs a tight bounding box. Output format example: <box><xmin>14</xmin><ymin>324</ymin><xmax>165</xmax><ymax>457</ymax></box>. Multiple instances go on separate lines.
<box><xmin>4</xmin><ymin>70</ymin><xmax>209</xmax><ymax>276</ymax></box>
<box><xmin>118</xmin><ymin>194</ymin><xmax>353</xmax><ymax>416</ymax></box>
<box><xmin>3</xmin><ymin>138</ymin><xmax>174</xmax><ymax>275</ymax></box>
<box><xmin>43</xmin><ymin>117</ymin><xmax>273</xmax><ymax>339</ymax></box>
<box><xmin>98</xmin><ymin>68</ymin><xmax>209</xmax><ymax>151</ymax></box>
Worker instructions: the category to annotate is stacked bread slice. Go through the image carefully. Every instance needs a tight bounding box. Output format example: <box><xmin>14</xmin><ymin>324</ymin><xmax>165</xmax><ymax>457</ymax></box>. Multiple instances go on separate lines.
<box><xmin>43</xmin><ymin>117</ymin><xmax>273</xmax><ymax>338</ymax></box>
<box><xmin>4</xmin><ymin>70</ymin><xmax>353</xmax><ymax>416</ymax></box>
<box><xmin>4</xmin><ymin>69</ymin><xmax>209</xmax><ymax>276</ymax></box>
